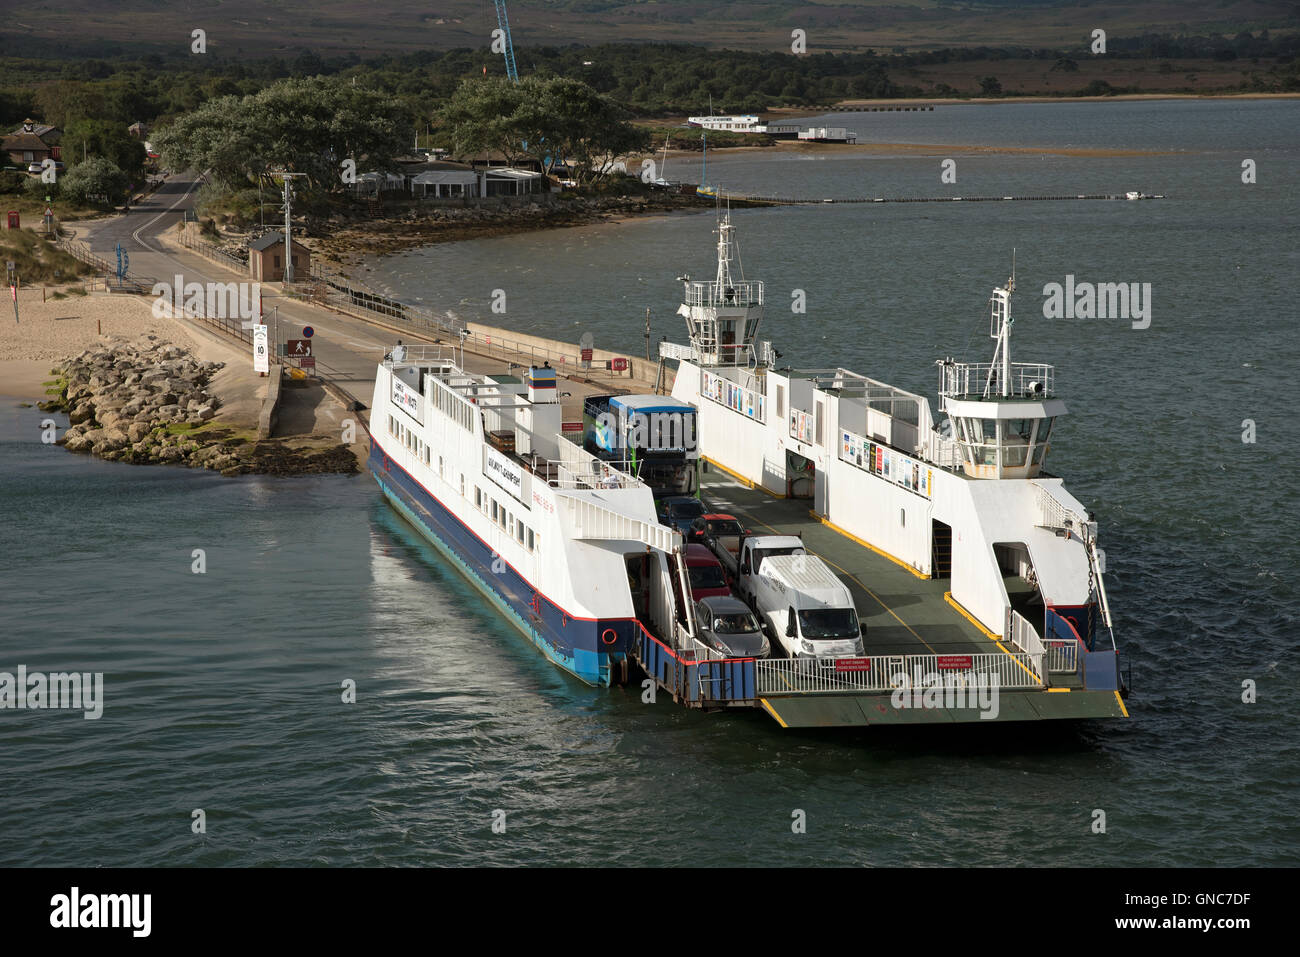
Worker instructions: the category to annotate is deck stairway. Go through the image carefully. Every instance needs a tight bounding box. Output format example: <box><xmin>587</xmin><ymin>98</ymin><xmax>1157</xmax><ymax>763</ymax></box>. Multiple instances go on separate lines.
<box><xmin>931</xmin><ymin>522</ymin><xmax>952</xmax><ymax>578</ymax></box>
<box><xmin>559</xmin><ymin>497</ymin><xmax>680</xmax><ymax>553</ymax></box>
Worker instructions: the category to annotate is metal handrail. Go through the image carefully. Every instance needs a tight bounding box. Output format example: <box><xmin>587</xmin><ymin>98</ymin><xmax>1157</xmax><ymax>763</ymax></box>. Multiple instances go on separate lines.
<box><xmin>940</xmin><ymin>360</ymin><xmax>1055</xmax><ymax>400</ymax></box>
<box><xmin>756</xmin><ymin>649</ymin><xmax>1043</xmax><ymax>695</ymax></box>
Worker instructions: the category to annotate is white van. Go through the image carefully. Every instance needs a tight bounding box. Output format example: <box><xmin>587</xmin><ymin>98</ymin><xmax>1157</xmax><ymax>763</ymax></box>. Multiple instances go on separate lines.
<box><xmin>751</xmin><ymin>553</ymin><xmax>865</xmax><ymax>659</ymax></box>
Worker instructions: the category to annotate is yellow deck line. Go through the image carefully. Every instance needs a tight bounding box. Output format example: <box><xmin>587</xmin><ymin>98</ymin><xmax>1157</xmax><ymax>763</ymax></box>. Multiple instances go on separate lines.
<box><xmin>1114</xmin><ymin>691</ymin><xmax>1130</xmax><ymax>717</ymax></box>
<box><xmin>943</xmin><ymin>591</ymin><xmax>1001</xmax><ymax>641</ymax></box>
<box><xmin>703</xmin><ymin>456</ymin><xmax>786</xmax><ymax>498</ymax></box>
<box><xmin>1046</xmin><ymin>687</ymin><xmax>1072</xmax><ymax>693</ymax></box>
<box><xmin>810</xmin><ymin>511</ymin><xmax>930</xmax><ymax>581</ymax></box>
<box><xmin>942</xmin><ymin>591</ymin><xmax>1044</xmax><ymax>683</ymax></box>
<box><xmin>732</xmin><ymin>506</ymin><xmax>938</xmax><ymax>655</ymax></box>
<box><xmin>994</xmin><ymin>639</ymin><xmax>1046</xmax><ymax>682</ymax></box>
<box><xmin>759</xmin><ymin>697</ymin><xmax>789</xmax><ymax>727</ymax></box>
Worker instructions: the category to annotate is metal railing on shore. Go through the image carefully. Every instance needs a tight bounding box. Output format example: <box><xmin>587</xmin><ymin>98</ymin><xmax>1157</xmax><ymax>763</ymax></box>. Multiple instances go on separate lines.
<box><xmin>177</xmin><ymin>228</ymin><xmax>246</xmax><ymax>271</ymax></box>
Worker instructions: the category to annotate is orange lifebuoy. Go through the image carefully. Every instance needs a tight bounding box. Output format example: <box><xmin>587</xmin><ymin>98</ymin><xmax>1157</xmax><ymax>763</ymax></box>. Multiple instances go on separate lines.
<box><xmin>601</xmin><ymin>629</ymin><xmax>617</xmax><ymax>646</ymax></box>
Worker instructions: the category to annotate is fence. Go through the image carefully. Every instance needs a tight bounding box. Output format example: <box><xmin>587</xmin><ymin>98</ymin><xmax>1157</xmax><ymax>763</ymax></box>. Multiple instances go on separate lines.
<box><xmin>1007</xmin><ymin>610</ymin><xmax>1047</xmax><ymax>684</ymax></box>
<box><xmin>176</xmin><ymin>227</ymin><xmax>247</xmax><ymax>272</ymax></box>
<box><xmin>756</xmin><ymin>649</ymin><xmax>1043</xmax><ymax>696</ymax></box>
<box><xmin>54</xmin><ymin>235</ymin><xmax>111</xmax><ymax>276</ymax></box>
<box><xmin>1045</xmin><ymin>640</ymin><xmax>1081</xmax><ymax>675</ymax></box>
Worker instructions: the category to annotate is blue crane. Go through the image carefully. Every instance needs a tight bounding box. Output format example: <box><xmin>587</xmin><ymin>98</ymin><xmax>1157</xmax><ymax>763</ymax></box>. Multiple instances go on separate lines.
<box><xmin>493</xmin><ymin>0</ymin><xmax>519</xmax><ymax>82</ymax></box>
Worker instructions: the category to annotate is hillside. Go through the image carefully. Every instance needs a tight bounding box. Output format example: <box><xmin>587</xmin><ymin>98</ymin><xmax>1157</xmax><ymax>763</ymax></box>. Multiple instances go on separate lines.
<box><xmin>2</xmin><ymin>0</ymin><xmax>1297</xmax><ymax>59</ymax></box>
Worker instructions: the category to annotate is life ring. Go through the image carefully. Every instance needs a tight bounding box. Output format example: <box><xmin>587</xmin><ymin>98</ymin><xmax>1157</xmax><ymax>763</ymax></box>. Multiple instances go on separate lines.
<box><xmin>601</xmin><ymin>629</ymin><xmax>618</xmax><ymax>646</ymax></box>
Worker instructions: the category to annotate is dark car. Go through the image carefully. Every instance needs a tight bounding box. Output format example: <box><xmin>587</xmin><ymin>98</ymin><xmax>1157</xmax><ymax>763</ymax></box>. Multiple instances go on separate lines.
<box><xmin>694</xmin><ymin>595</ymin><xmax>769</xmax><ymax>658</ymax></box>
<box><xmin>687</xmin><ymin>513</ymin><xmax>746</xmax><ymax>553</ymax></box>
<box><xmin>657</xmin><ymin>495</ymin><xmax>706</xmax><ymax>535</ymax></box>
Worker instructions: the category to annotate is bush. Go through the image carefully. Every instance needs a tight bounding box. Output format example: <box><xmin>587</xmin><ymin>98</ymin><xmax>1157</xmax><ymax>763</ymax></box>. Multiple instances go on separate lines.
<box><xmin>23</xmin><ymin>176</ymin><xmax>55</xmax><ymax>202</ymax></box>
<box><xmin>0</xmin><ymin>170</ymin><xmax>27</xmax><ymax>195</ymax></box>
<box><xmin>60</xmin><ymin>157</ymin><xmax>127</xmax><ymax>206</ymax></box>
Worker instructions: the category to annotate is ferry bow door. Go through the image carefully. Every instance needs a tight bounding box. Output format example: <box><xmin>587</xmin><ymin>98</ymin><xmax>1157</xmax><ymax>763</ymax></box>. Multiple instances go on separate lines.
<box><xmin>785</xmin><ymin>451</ymin><xmax>814</xmax><ymax>498</ymax></box>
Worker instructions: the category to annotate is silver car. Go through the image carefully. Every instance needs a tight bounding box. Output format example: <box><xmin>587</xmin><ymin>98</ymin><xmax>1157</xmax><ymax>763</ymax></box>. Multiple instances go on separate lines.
<box><xmin>694</xmin><ymin>596</ymin><xmax>770</xmax><ymax>658</ymax></box>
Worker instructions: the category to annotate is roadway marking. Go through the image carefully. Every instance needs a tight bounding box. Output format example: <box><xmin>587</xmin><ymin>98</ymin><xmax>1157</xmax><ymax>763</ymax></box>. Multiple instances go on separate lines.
<box><xmin>129</xmin><ymin>174</ymin><xmax>206</xmax><ymax>253</ymax></box>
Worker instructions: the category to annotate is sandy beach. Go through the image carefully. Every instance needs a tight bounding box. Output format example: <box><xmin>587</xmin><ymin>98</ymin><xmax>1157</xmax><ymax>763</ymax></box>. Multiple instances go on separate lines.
<box><xmin>0</xmin><ymin>290</ymin><xmax>202</xmax><ymax>401</ymax></box>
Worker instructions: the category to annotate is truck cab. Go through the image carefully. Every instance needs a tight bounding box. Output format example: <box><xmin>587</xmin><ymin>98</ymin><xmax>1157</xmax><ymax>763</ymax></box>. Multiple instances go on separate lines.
<box><xmin>725</xmin><ymin>534</ymin><xmax>806</xmax><ymax>603</ymax></box>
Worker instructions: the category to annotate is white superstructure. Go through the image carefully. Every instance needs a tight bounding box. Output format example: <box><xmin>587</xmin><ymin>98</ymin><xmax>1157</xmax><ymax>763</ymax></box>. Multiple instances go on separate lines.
<box><xmin>664</xmin><ymin>215</ymin><xmax>1116</xmax><ymax>653</ymax></box>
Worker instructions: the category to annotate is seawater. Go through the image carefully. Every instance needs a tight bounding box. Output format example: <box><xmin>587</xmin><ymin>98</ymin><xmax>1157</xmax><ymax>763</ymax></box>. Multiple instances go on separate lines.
<box><xmin>2</xmin><ymin>99</ymin><xmax>1297</xmax><ymax>865</ymax></box>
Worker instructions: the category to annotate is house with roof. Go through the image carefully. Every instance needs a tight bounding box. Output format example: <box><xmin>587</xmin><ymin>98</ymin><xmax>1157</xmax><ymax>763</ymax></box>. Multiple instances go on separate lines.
<box><xmin>3</xmin><ymin>119</ymin><xmax>61</xmax><ymax>167</ymax></box>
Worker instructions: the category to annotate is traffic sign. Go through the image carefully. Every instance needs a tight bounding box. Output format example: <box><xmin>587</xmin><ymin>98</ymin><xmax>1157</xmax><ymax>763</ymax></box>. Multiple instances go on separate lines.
<box><xmin>302</xmin><ymin>326</ymin><xmax>314</xmax><ymax>338</ymax></box>
<box><xmin>299</xmin><ymin>356</ymin><xmax>316</xmax><ymax>369</ymax></box>
<box><xmin>286</xmin><ymin>339</ymin><xmax>312</xmax><ymax>357</ymax></box>
<box><xmin>252</xmin><ymin>325</ymin><xmax>269</xmax><ymax>374</ymax></box>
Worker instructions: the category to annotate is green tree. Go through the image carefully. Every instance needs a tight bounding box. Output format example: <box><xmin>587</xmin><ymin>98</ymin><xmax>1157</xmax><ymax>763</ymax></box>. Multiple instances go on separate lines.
<box><xmin>979</xmin><ymin>75</ymin><xmax>1003</xmax><ymax>95</ymax></box>
<box><xmin>62</xmin><ymin>119</ymin><xmax>146</xmax><ymax>180</ymax></box>
<box><xmin>59</xmin><ymin>156</ymin><xmax>128</xmax><ymax>206</ymax></box>
<box><xmin>153</xmin><ymin>77</ymin><xmax>411</xmax><ymax>190</ymax></box>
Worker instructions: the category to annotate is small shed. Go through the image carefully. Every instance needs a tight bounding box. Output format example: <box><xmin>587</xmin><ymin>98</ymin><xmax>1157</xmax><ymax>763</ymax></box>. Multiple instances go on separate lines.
<box><xmin>248</xmin><ymin>231</ymin><xmax>311</xmax><ymax>283</ymax></box>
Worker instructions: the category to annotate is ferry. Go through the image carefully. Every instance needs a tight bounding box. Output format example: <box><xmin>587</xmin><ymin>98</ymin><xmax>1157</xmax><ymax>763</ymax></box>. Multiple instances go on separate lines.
<box><xmin>368</xmin><ymin>216</ymin><xmax>1129</xmax><ymax>726</ymax></box>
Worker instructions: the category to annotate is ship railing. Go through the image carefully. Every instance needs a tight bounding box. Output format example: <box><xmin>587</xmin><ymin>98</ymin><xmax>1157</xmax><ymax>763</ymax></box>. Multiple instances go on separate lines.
<box><xmin>683</xmin><ymin>279</ymin><xmax>764</xmax><ymax>309</ymax></box>
<box><xmin>633</xmin><ymin>623</ymin><xmax>758</xmax><ymax>705</ymax></box>
<box><xmin>928</xmin><ymin>431</ymin><xmax>964</xmax><ymax>470</ymax></box>
<box><xmin>939</xmin><ymin>361</ymin><xmax>1055</xmax><ymax>401</ymax></box>
<box><xmin>1006</xmin><ymin>610</ymin><xmax>1048</xmax><ymax>685</ymax></box>
<box><xmin>677</xmin><ymin>637</ymin><xmax>728</xmax><ymax>663</ymax></box>
<box><xmin>1045</xmin><ymin>639</ymin><xmax>1080</xmax><ymax>674</ymax></box>
<box><xmin>755</xmin><ymin>650</ymin><xmax>1044</xmax><ymax>696</ymax></box>
<box><xmin>1035</xmin><ymin>483</ymin><xmax>1088</xmax><ymax>534</ymax></box>
<box><xmin>382</xmin><ymin>343</ymin><xmax>459</xmax><ymax>367</ymax></box>
<box><xmin>549</xmin><ymin>461</ymin><xmax>638</xmax><ymax>490</ymax></box>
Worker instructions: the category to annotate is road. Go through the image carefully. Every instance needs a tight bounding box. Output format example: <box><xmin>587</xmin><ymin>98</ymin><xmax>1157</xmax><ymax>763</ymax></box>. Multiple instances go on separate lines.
<box><xmin>80</xmin><ymin>173</ymin><xmax>611</xmax><ymax>424</ymax></box>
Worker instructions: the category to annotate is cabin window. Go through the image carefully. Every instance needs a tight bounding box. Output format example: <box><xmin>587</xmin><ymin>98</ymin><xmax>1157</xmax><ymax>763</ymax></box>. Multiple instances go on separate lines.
<box><xmin>438</xmin><ymin>455</ymin><xmax>444</xmax><ymax>477</ymax></box>
<box><xmin>1036</xmin><ymin>418</ymin><xmax>1053</xmax><ymax>443</ymax></box>
<box><xmin>900</xmin><ymin>508</ymin><xmax>906</xmax><ymax>528</ymax></box>
<box><xmin>1007</xmin><ymin>419</ymin><xmax>1035</xmax><ymax>443</ymax></box>
<box><xmin>527</xmin><ymin>529</ymin><xmax>535</xmax><ymax>551</ymax></box>
<box><xmin>460</xmin><ymin>475</ymin><xmax>465</xmax><ymax>497</ymax></box>
<box><xmin>776</xmin><ymin>384</ymin><xmax>785</xmax><ymax>419</ymax></box>
<box><xmin>517</xmin><ymin>522</ymin><xmax>526</xmax><ymax>545</ymax></box>
<box><xmin>491</xmin><ymin>500</ymin><xmax>499</xmax><ymax>522</ymax></box>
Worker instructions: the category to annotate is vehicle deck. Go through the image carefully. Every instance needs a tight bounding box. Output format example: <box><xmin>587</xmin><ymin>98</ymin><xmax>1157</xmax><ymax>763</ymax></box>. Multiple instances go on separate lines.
<box><xmin>699</xmin><ymin>470</ymin><xmax>995</xmax><ymax>661</ymax></box>
<box><xmin>694</xmin><ymin>470</ymin><xmax>1127</xmax><ymax>725</ymax></box>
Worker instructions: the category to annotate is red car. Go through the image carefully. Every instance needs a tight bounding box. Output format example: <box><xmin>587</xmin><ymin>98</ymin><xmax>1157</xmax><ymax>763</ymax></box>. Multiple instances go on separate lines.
<box><xmin>684</xmin><ymin>543</ymin><xmax>732</xmax><ymax>600</ymax></box>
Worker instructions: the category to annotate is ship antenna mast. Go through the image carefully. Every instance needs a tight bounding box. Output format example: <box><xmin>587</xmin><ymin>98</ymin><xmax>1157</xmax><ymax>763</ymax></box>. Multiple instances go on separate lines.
<box><xmin>985</xmin><ymin>249</ymin><xmax>1015</xmax><ymax>398</ymax></box>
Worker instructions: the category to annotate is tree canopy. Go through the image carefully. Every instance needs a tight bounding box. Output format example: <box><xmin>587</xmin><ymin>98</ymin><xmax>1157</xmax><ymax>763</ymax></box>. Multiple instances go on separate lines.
<box><xmin>439</xmin><ymin>76</ymin><xmax>648</xmax><ymax>182</ymax></box>
<box><xmin>153</xmin><ymin>76</ymin><xmax>412</xmax><ymax>189</ymax></box>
